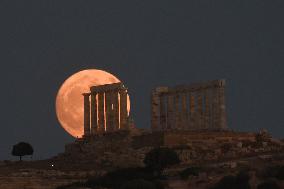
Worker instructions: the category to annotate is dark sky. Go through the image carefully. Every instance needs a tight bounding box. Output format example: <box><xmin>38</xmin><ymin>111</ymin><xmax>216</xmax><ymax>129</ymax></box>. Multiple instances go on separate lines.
<box><xmin>0</xmin><ymin>1</ymin><xmax>283</xmax><ymax>160</ymax></box>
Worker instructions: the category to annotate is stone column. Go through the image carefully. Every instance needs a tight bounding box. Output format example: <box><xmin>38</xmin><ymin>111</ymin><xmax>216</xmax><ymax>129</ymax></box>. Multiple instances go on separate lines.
<box><xmin>105</xmin><ymin>91</ymin><xmax>114</xmax><ymax>132</ymax></box>
<box><xmin>112</xmin><ymin>91</ymin><xmax>119</xmax><ymax>131</ymax></box>
<box><xmin>197</xmin><ymin>90</ymin><xmax>203</xmax><ymax>114</ymax></box>
<box><xmin>98</xmin><ymin>92</ymin><xmax>105</xmax><ymax>132</ymax></box>
<box><xmin>166</xmin><ymin>94</ymin><xmax>174</xmax><ymax>130</ymax></box>
<box><xmin>189</xmin><ymin>92</ymin><xmax>195</xmax><ymax>115</ymax></box>
<box><xmin>83</xmin><ymin>93</ymin><xmax>91</xmax><ymax>136</ymax></box>
<box><xmin>181</xmin><ymin>93</ymin><xmax>188</xmax><ymax>129</ymax></box>
<box><xmin>160</xmin><ymin>95</ymin><xmax>166</xmax><ymax>130</ymax></box>
<box><xmin>196</xmin><ymin>90</ymin><xmax>204</xmax><ymax>129</ymax></box>
<box><xmin>151</xmin><ymin>90</ymin><xmax>160</xmax><ymax>131</ymax></box>
<box><xmin>90</xmin><ymin>93</ymin><xmax>98</xmax><ymax>135</ymax></box>
<box><xmin>174</xmin><ymin>94</ymin><xmax>181</xmax><ymax>129</ymax></box>
<box><xmin>204</xmin><ymin>89</ymin><xmax>211</xmax><ymax>129</ymax></box>
<box><xmin>120</xmin><ymin>89</ymin><xmax>128</xmax><ymax>130</ymax></box>
<box><xmin>188</xmin><ymin>92</ymin><xmax>195</xmax><ymax>130</ymax></box>
<box><xmin>212</xmin><ymin>86</ymin><xmax>220</xmax><ymax>130</ymax></box>
<box><xmin>218</xmin><ymin>80</ymin><xmax>227</xmax><ymax>130</ymax></box>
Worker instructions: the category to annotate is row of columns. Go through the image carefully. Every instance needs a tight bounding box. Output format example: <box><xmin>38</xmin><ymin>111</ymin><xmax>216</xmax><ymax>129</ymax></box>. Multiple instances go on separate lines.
<box><xmin>151</xmin><ymin>80</ymin><xmax>227</xmax><ymax>131</ymax></box>
<box><xmin>83</xmin><ymin>88</ymin><xmax>128</xmax><ymax>137</ymax></box>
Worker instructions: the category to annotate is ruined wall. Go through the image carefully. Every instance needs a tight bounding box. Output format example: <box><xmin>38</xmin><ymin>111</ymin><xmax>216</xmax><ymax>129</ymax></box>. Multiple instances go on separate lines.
<box><xmin>163</xmin><ymin>131</ymin><xmax>256</xmax><ymax>146</ymax></box>
<box><xmin>151</xmin><ymin>79</ymin><xmax>228</xmax><ymax>131</ymax></box>
<box><xmin>64</xmin><ymin>131</ymin><xmax>151</xmax><ymax>168</ymax></box>
<box><xmin>132</xmin><ymin>130</ymin><xmax>256</xmax><ymax>148</ymax></box>
<box><xmin>62</xmin><ymin>129</ymin><xmax>284</xmax><ymax>168</ymax></box>
<box><xmin>131</xmin><ymin>132</ymin><xmax>164</xmax><ymax>149</ymax></box>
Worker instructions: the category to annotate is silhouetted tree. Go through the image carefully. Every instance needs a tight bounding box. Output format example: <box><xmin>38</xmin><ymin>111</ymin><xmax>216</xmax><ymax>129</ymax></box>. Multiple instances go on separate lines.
<box><xmin>144</xmin><ymin>147</ymin><xmax>180</xmax><ymax>176</ymax></box>
<box><xmin>11</xmin><ymin>142</ymin><xmax>33</xmax><ymax>161</ymax></box>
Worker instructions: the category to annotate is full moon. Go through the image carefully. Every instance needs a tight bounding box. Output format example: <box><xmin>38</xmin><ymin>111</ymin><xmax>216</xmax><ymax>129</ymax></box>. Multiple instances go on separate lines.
<box><xmin>56</xmin><ymin>69</ymin><xmax>130</xmax><ymax>138</ymax></box>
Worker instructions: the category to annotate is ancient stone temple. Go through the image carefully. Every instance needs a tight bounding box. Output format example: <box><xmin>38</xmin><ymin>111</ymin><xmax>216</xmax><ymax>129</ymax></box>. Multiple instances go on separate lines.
<box><xmin>61</xmin><ymin>78</ymin><xmax>284</xmax><ymax>173</ymax></box>
<box><xmin>151</xmin><ymin>79</ymin><xmax>227</xmax><ymax>131</ymax></box>
<box><xmin>82</xmin><ymin>82</ymin><xmax>129</xmax><ymax>137</ymax></box>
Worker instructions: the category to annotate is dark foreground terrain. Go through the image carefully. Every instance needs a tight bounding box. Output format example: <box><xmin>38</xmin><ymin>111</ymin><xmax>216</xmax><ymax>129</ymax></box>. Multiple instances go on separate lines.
<box><xmin>1</xmin><ymin>152</ymin><xmax>284</xmax><ymax>189</ymax></box>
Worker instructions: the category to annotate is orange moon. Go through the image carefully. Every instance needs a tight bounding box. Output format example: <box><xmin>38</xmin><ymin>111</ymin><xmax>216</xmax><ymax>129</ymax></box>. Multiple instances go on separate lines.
<box><xmin>55</xmin><ymin>69</ymin><xmax>130</xmax><ymax>138</ymax></box>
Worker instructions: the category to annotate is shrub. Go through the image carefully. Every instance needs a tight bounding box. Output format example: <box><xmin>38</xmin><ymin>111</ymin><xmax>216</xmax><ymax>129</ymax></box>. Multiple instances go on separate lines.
<box><xmin>86</xmin><ymin>167</ymin><xmax>154</xmax><ymax>189</ymax></box>
<box><xmin>260</xmin><ymin>165</ymin><xmax>284</xmax><ymax>180</ymax></box>
<box><xmin>257</xmin><ymin>180</ymin><xmax>280</xmax><ymax>189</ymax></box>
<box><xmin>144</xmin><ymin>147</ymin><xmax>180</xmax><ymax>176</ymax></box>
<box><xmin>235</xmin><ymin>171</ymin><xmax>250</xmax><ymax>189</ymax></box>
<box><xmin>276</xmin><ymin>166</ymin><xmax>284</xmax><ymax>180</ymax></box>
<box><xmin>121</xmin><ymin>179</ymin><xmax>156</xmax><ymax>189</ymax></box>
<box><xmin>56</xmin><ymin>182</ymin><xmax>85</xmax><ymax>189</ymax></box>
<box><xmin>11</xmin><ymin>142</ymin><xmax>33</xmax><ymax>161</ymax></box>
<box><xmin>179</xmin><ymin>167</ymin><xmax>201</xmax><ymax>180</ymax></box>
<box><xmin>211</xmin><ymin>175</ymin><xmax>236</xmax><ymax>189</ymax></box>
<box><xmin>57</xmin><ymin>167</ymin><xmax>164</xmax><ymax>189</ymax></box>
<box><xmin>211</xmin><ymin>171</ymin><xmax>251</xmax><ymax>189</ymax></box>
<box><xmin>221</xmin><ymin>143</ymin><xmax>232</xmax><ymax>154</ymax></box>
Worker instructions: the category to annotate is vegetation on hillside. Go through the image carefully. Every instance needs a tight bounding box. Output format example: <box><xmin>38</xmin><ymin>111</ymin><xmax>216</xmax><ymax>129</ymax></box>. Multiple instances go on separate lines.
<box><xmin>11</xmin><ymin>142</ymin><xmax>33</xmax><ymax>161</ymax></box>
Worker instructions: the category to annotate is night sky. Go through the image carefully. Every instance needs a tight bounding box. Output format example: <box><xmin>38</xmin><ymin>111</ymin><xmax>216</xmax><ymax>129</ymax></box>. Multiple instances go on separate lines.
<box><xmin>0</xmin><ymin>1</ymin><xmax>283</xmax><ymax>160</ymax></box>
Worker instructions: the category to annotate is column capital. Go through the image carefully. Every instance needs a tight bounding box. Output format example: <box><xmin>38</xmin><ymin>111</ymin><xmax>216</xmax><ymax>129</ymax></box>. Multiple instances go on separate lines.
<box><xmin>119</xmin><ymin>87</ymin><xmax>128</xmax><ymax>92</ymax></box>
<box><xmin>82</xmin><ymin>93</ymin><xmax>91</xmax><ymax>96</ymax></box>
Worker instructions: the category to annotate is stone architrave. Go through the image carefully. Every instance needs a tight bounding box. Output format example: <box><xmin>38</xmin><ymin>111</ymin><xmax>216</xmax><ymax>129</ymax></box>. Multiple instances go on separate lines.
<box><xmin>90</xmin><ymin>93</ymin><xmax>98</xmax><ymax>135</ymax></box>
<box><xmin>98</xmin><ymin>92</ymin><xmax>105</xmax><ymax>132</ymax></box>
<box><xmin>83</xmin><ymin>93</ymin><xmax>91</xmax><ymax>136</ymax></box>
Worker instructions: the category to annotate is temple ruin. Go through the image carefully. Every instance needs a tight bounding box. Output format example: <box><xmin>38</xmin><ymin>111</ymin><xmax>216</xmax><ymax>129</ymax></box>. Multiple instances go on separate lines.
<box><xmin>62</xmin><ymin>78</ymin><xmax>284</xmax><ymax>171</ymax></box>
<box><xmin>82</xmin><ymin>82</ymin><xmax>129</xmax><ymax>137</ymax></box>
<box><xmin>151</xmin><ymin>79</ymin><xmax>227</xmax><ymax>131</ymax></box>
